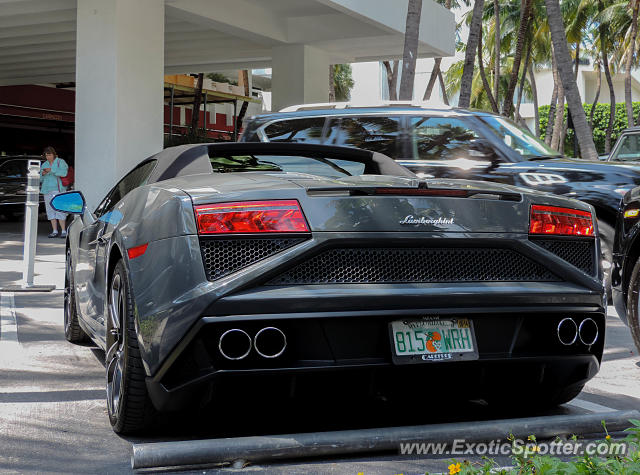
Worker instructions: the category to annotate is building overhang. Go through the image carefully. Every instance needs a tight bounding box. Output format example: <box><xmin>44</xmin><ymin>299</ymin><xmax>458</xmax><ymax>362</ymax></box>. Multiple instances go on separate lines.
<box><xmin>0</xmin><ymin>0</ymin><xmax>455</xmax><ymax>86</ymax></box>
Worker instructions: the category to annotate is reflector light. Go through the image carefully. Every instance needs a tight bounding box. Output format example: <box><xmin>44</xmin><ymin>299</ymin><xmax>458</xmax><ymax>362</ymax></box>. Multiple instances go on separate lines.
<box><xmin>529</xmin><ymin>205</ymin><xmax>594</xmax><ymax>236</ymax></box>
<box><xmin>624</xmin><ymin>209</ymin><xmax>640</xmax><ymax>219</ymax></box>
<box><xmin>194</xmin><ymin>200</ymin><xmax>309</xmax><ymax>234</ymax></box>
<box><xmin>127</xmin><ymin>243</ymin><xmax>148</xmax><ymax>259</ymax></box>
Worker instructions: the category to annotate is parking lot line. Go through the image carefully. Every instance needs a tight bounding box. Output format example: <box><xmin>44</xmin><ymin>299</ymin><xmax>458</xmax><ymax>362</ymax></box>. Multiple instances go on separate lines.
<box><xmin>567</xmin><ymin>398</ymin><xmax>617</xmax><ymax>414</ymax></box>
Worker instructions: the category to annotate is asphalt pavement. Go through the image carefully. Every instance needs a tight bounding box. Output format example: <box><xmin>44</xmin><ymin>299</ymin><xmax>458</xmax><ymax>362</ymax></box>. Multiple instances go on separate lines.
<box><xmin>1</xmin><ymin>216</ymin><xmax>639</xmax><ymax>474</ymax></box>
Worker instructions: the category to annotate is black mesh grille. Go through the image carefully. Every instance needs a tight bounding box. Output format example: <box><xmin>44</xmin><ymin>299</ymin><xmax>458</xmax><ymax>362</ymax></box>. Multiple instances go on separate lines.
<box><xmin>267</xmin><ymin>247</ymin><xmax>558</xmax><ymax>285</ymax></box>
<box><xmin>200</xmin><ymin>237</ymin><xmax>307</xmax><ymax>281</ymax></box>
<box><xmin>533</xmin><ymin>239</ymin><xmax>595</xmax><ymax>275</ymax></box>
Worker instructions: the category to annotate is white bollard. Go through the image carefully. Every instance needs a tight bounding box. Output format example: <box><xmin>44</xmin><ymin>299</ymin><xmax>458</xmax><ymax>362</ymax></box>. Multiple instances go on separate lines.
<box><xmin>22</xmin><ymin>160</ymin><xmax>41</xmax><ymax>288</ymax></box>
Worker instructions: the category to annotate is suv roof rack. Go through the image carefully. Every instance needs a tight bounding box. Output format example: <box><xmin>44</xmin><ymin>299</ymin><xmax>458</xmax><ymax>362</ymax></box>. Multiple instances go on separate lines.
<box><xmin>279</xmin><ymin>100</ymin><xmax>453</xmax><ymax>112</ymax></box>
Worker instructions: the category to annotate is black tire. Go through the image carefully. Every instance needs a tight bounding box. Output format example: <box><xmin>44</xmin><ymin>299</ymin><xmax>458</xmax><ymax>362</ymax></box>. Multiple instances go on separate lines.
<box><xmin>598</xmin><ymin>220</ymin><xmax>614</xmax><ymax>301</ymax></box>
<box><xmin>64</xmin><ymin>248</ymin><xmax>89</xmax><ymax>343</ymax></box>
<box><xmin>106</xmin><ymin>259</ymin><xmax>155</xmax><ymax>434</ymax></box>
<box><xmin>625</xmin><ymin>257</ymin><xmax>640</xmax><ymax>354</ymax></box>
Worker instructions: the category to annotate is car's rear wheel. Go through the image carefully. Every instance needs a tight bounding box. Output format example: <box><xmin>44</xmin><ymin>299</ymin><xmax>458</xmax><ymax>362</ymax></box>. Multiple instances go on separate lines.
<box><xmin>64</xmin><ymin>248</ymin><xmax>88</xmax><ymax>343</ymax></box>
<box><xmin>624</xmin><ymin>257</ymin><xmax>640</xmax><ymax>354</ymax></box>
<box><xmin>106</xmin><ymin>259</ymin><xmax>155</xmax><ymax>434</ymax></box>
<box><xmin>598</xmin><ymin>220</ymin><xmax>614</xmax><ymax>301</ymax></box>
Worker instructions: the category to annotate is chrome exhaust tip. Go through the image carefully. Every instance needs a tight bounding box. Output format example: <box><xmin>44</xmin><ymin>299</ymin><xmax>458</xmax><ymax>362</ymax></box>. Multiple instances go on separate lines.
<box><xmin>578</xmin><ymin>318</ymin><xmax>599</xmax><ymax>346</ymax></box>
<box><xmin>254</xmin><ymin>327</ymin><xmax>287</xmax><ymax>359</ymax></box>
<box><xmin>557</xmin><ymin>318</ymin><xmax>578</xmax><ymax>346</ymax></box>
<box><xmin>218</xmin><ymin>329</ymin><xmax>252</xmax><ymax>360</ymax></box>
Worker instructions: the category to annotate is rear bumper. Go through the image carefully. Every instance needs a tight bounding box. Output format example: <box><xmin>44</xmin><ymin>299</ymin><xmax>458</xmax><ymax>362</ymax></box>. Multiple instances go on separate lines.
<box><xmin>146</xmin><ymin>307</ymin><xmax>605</xmax><ymax>412</ymax></box>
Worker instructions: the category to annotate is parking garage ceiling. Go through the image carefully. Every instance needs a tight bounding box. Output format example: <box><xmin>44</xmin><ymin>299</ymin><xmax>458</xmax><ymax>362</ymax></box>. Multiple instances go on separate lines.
<box><xmin>0</xmin><ymin>0</ymin><xmax>454</xmax><ymax>86</ymax></box>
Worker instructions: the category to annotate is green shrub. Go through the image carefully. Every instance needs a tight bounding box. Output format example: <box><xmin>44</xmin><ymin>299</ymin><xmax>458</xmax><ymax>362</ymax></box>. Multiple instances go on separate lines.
<box><xmin>538</xmin><ymin>102</ymin><xmax>640</xmax><ymax>157</ymax></box>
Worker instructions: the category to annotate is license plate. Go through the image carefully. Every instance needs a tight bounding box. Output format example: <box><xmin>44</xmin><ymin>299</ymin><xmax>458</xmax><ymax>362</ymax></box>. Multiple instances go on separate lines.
<box><xmin>389</xmin><ymin>317</ymin><xmax>479</xmax><ymax>364</ymax></box>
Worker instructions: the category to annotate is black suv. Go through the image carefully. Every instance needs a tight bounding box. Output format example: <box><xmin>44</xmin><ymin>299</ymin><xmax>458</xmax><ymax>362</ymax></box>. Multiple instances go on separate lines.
<box><xmin>0</xmin><ymin>155</ymin><xmax>44</xmax><ymax>219</ymax></box>
<box><xmin>242</xmin><ymin>104</ymin><xmax>640</xmax><ymax>262</ymax></box>
<box><xmin>605</xmin><ymin>127</ymin><xmax>640</xmax><ymax>162</ymax></box>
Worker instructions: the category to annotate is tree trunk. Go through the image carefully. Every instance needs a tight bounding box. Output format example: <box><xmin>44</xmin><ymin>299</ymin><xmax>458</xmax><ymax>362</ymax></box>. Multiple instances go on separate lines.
<box><xmin>528</xmin><ymin>63</ymin><xmax>540</xmax><ymax>136</ymax></box>
<box><xmin>626</xmin><ymin>0</ymin><xmax>639</xmax><ymax>126</ymax></box>
<box><xmin>383</xmin><ymin>61</ymin><xmax>399</xmax><ymax>100</ymax></box>
<box><xmin>423</xmin><ymin>58</ymin><xmax>442</xmax><ymax>100</ymax></box>
<box><xmin>544</xmin><ymin>0</ymin><xmax>599</xmax><ymax>160</ymax></box>
<box><xmin>423</xmin><ymin>0</ymin><xmax>451</xmax><ymax>101</ymax></box>
<box><xmin>551</xmin><ymin>74</ymin><xmax>565</xmax><ymax>151</ymax></box>
<box><xmin>515</xmin><ymin>37</ymin><xmax>532</xmax><ymax>123</ymax></box>
<box><xmin>590</xmin><ymin>61</ymin><xmax>601</xmax><ymax>129</ymax></box>
<box><xmin>502</xmin><ymin>0</ymin><xmax>533</xmax><ymax>117</ymax></box>
<box><xmin>190</xmin><ymin>73</ymin><xmax>204</xmax><ymax>133</ymax></box>
<box><xmin>477</xmin><ymin>29</ymin><xmax>499</xmax><ymax>112</ymax></box>
<box><xmin>544</xmin><ymin>81</ymin><xmax>558</xmax><ymax>146</ymax></box>
<box><xmin>399</xmin><ymin>0</ymin><xmax>423</xmax><ymax>100</ymax></box>
<box><xmin>236</xmin><ymin>70</ymin><xmax>250</xmax><ymax>132</ymax></box>
<box><xmin>602</xmin><ymin>58</ymin><xmax>615</xmax><ymax>153</ymax></box>
<box><xmin>438</xmin><ymin>70</ymin><xmax>450</xmax><ymax>105</ymax></box>
<box><xmin>459</xmin><ymin>0</ymin><xmax>486</xmax><ymax>108</ymax></box>
<box><xmin>329</xmin><ymin>65</ymin><xmax>336</xmax><ymax>102</ymax></box>
<box><xmin>598</xmin><ymin>0</ymin><xmax>615</xmax><ymax>153</ymax></box>
<box><xmin>494</xmin><ymin>0</ymin><xmax>500</xmax><ymax>106</ymax></box>
<box><xmin>574</xmin><ymin>41</ymin><xmax>580</xmax><ymax>78</ymax></box>
<box><xmin>546</xmin><ymin>50</ymin><xmax>560</xmax><ymax>145</ymax></box>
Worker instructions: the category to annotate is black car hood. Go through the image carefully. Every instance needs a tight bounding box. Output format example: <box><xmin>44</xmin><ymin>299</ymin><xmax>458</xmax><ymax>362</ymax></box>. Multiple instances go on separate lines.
<box><xmin>517</xmin><ymin>157</ymin><xmax>640</xmax><ymax>177</ymax></box>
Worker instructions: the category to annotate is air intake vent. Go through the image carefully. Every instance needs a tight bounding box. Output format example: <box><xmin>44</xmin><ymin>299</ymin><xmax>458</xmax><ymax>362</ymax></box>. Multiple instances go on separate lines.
<box><xmin>267</xmin><ymin>247</ymin><xmax>558</xmax><ymax>285</ymax></box>
<box><xmin>533</xmin><ymin>239</ymin><xmax>595</xmax><ymax>275</ymax></box>
<box><xmin>200</xmin><ymin>237</ymin><xmax>307</xmax><ymax>281</ymax></box>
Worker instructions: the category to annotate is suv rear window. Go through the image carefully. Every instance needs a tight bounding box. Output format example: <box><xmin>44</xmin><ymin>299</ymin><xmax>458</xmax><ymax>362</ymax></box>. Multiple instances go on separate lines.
<box><xmin>263</xmin><ymin>118</ymin><xmax>325</xmax><ymax>143</ymax></box>
<box><xmin>326</xmin><ymin>116</ymin><xmax>401</xmax><ymax>157</ymax></box>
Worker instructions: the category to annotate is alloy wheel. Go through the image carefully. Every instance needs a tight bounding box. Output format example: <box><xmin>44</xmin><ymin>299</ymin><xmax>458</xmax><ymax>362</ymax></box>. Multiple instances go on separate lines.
<box><xmin>64</xmin><ymin>249</ymin><xmax>72</xmax><ymax>336</ymax></box>
<box><xmin>106</xmin><ymin>273</ymin><xmax>125</xmax><ymax>418</ymax></box>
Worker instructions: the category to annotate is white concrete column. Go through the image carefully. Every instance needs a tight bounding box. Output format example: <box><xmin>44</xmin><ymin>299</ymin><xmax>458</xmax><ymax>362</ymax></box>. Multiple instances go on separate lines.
<box><xmin>271</xmin><ymin>45</ymin><xmax>331</xmax><ymax>112</ymax></box>
<box><xmin>75</xmin><ymin>0</ymin><xmax>164</xmax><ymax>210</ymax></box>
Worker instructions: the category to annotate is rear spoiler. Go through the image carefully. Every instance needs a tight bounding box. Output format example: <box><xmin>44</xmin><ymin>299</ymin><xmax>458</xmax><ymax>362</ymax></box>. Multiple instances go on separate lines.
<box><xmin>306</xmin><ymin>185</ymin><xmax>522</xmax><ymax>201</ymax></box>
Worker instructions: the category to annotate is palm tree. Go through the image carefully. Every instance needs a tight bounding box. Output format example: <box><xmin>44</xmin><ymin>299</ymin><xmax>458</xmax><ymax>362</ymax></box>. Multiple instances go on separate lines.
<box><xmin>478</xmin><ymin>26</ymin><xmax>500</xmax><ymax>111</ymax></box>
<box><xmin>598</xmin><ymin>0</ymin><xmax>639</xmax><ymax>125</ymax></box>
<box><xmin>383</xmin><ymin>61</ymin><xmax>399</xmax><ymax>100</ymax></box>
<box><xmin>502</xmin><ymin>0</ymin><xmax>534</xmax><ymax>117</ymax></box>
<box><xmin>528</xmin><ymin>63</ymin><xmax>540</xmax><ymax>134</ymax></box>
<box><xmin>550</xmin><ymin>49</ymin><xmax>566</xmax><ymax>151</ymax></box>
<box><xmin>544</xmin><ymin>0</ymin><xmax>599</xmax><ymax>159</ymax></box>
<box><xmin>590</xmin><ymin>58</ymin><xmax>602</xmax><ymax>127</ymax></box>
<box><xmin>424</xmin><ymin>0</ymin><xmax>466</xmax><ymax>100</ymax></box>
<box><xmin>459</xmin><ymin>0</ymin><xmax>486</xmax><ymax>107</ymax></box>
<box><xmin>494</xmin><ymin>0</ymin><xmax>501</xmax><ymax>105</ymax></box>
<box><xmin>399</xmin><ymin>0</ymin><xmax>423</xmax><ymax>100</ymax></box>
<box><xmin>596</xmin><ymin>0</ymin><xmax>616</xmax><ymax>152</ymax></box>
<box><xmin>625</xmin><ymin>0</ymin><xmax>639</xmax><ymax>126</ymax></box>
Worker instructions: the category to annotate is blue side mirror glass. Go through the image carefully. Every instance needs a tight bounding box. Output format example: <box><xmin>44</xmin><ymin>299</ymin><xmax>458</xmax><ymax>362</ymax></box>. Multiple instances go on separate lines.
<box><xmin>51</xmin><ymin>191</ymin><xmax>85</xmax><ymax>214</ymax></box>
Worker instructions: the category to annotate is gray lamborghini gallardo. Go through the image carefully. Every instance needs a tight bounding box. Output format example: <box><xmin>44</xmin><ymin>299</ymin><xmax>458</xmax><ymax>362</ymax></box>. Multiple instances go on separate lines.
<box><xmin>52</xmin><ymin>143</ymin><xmax>605</xmax><ymax>433</ymax></box>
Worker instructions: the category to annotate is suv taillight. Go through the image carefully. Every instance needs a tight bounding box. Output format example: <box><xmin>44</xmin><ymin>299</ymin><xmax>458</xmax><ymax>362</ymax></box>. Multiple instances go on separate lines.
<box><xmin>194</xmin><ymin>200</ymin><xmax>309</xmax><ymax>234</ymax></box>
<box><xmin>529</xmin><ymin>205</ymin><xmax>594</xmax><ymax>236</ymax></box>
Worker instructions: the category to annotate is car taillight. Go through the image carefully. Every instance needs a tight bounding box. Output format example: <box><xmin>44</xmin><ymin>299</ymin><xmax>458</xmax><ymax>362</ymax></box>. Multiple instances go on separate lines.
<box><xmin>529</xmin><ymin>205</ymin><xmax>594</xmax><ymax>236</ymax></box>
<box><xmin>194</xmin><ymin>200</ymin><xmax>309</xmax><ymax>234</ymax></box>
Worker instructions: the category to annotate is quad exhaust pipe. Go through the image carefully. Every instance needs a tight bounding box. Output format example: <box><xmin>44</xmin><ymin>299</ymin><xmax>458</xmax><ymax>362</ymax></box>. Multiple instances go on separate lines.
<box><xmin>218</xmin><ymin>327</ymin><xmax>287</xmax><ymax>360</ymax></box>
<box><xmin>254</xmin><ymin>327</ymin><xmax>287</xmax><ymax>358</ymax></box>
<box><xmin>218</xmin><ymin>329</ymin><xmax>252</xmax><ymax>361</ymax></box>
<box><xmin>557</xmin><ymin>317</ymin><xmax>599</xmax><ymax>346</ymax></box>
<box><xmin>578</xmin><ymin>318</ymin><xmax>599</xmax><ymax>346</ymax></box>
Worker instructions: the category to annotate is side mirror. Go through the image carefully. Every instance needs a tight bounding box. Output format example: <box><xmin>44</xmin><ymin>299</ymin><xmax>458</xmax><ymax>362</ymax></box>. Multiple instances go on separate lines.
<box><xmin>51</xmin><ymin>191</ymin><xmax>86</xmax><ymax>214</ymax></box>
